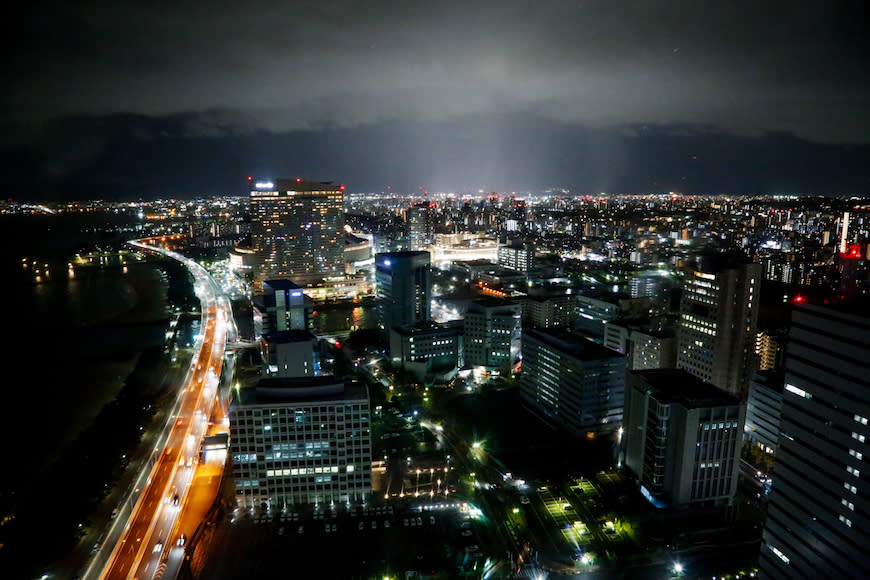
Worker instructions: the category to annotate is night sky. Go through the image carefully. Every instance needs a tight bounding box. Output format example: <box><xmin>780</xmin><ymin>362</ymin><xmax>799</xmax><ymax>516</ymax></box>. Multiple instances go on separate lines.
<box><xmin>2</xmin><ymin>0</ymin><xmax>869</xmax><ymax>199</ymax></box>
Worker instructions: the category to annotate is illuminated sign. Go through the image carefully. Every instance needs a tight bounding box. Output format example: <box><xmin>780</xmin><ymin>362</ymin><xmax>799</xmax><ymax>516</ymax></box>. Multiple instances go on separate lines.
<box><xmin>255</xmin><ymin>181</ymin><xmax>274</xmax><ymax>189</ymax></box>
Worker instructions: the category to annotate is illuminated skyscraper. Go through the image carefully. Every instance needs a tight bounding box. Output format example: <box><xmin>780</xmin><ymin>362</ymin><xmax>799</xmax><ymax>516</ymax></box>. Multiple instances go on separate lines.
<box><xmin>250</xmin><ymin>179</ymin><xmax>345</xmax><ymax>285</ymax></box>
<box><xmin>375</xmin><ymin>251</ymin><xmax>431</xmax><ymax>333</ymax></box>
<box><xmin>677</xmin><ymin>255</ymin><xmax>761</xmax><ymax>398</ymax></box>
<box><xmin>759</xmin><ymin>301</ymin><xmax>870</xmax><ymax>579</ymax></box>
<box><xmin>407</xmin><ymin>201</ymin><xmax>433</xmax><ymax>251</ymax></box>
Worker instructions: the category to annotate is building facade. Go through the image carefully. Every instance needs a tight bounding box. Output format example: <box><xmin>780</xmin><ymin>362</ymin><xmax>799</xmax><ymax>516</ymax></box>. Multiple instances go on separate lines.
<box><xmin>759</xmin><ymin>303</ymin><xmax>870</xmax><ymax>579</ymax></box>
<box><xmin>229</xmin><ymin>377</ymin><xmax>372</xmax><ymax>509</ymax></box>
<box><xmin>375</xmin><ymin>251</ymin><xmax>432</xmax><ymax>333</ymax></box>
<box><xmin>250</xmin><ymin>179</ymin><xmax>345</xmax><ymax>285</ymax></box>
<box><xmin>261</xmin><ymin>330</ymin><xmax>318</xmax><ymax>378</ymax></box>
<box><xmin>389</xmin><ymin>320</ymin><xmax>462</xmax><ymax>384</ymax></box>
<box><xmin>519</xmin><ymin>328</ymin><xmax>626</xmax><ymax>437</ymax></box>
<box><xmin>463</xmin><ymin>298</ymin><xmax>521</xmax><ymax>373</ymax></box>
<box><xmin>677</xmin><ymin>256</ymin><xmax>761</xmax><ymax>397</ymax></box>
<box><xmin>623</xmin><ymin>369</ymin><xmax>745</xmax><ymax>508</ymax></box>
<box><xmin>744</xmin><ymin>370</ymin><xmax>784</xmax><ymax>455</ymax></box>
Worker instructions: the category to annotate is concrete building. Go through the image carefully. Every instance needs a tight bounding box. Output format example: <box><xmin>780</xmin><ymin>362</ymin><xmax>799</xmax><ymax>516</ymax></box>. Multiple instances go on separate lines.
<box><xmin>744</xmin><ymin>370</ymin><xmax>784</xmax><ymax>455</ymax></box>
<box><xmin>497</xmin><ymin>239</ymin><xmax>536</xmax><ymax>272</ymax></box>
<box><xmin>623</xmin><ymin>369</ymin><xmax>745</xmax><ymax>508</ymax></box>
<box><xmin>255</xmin><ymin>279</ymin><xmax>312</xmax><ymax>335</ymax></box>
<box><xmin>520</xmin><ymin>328</ymin><xmax>626</xmax><ymax>437</ymax></box>
<box><xmin>250</xmin><ymin>179</ymin><xmax>345</xmax><ymax>285</ymax></box>
<box><xmin>407</xmin><ymin>201</ymin><xmax>434</xmax><ymax>251</ymax></box>
<box><xmin>603</xmin><ymin>321</ymin><xmax>678</xmax><ymax>370</ymax></box>
<box><xmin>759</xmin><ymin>302</ymin><xmax>870</xmax><ymax>580</ymax></box>
<box><xmin>229</xmin><ymin>376</ymin><xmax>372</xmax><ymax>509</ymax></box>
<box><xmin>261</xmin><ymin>330</ymin><xmax>318</xmax><ymax>378</ymax></box>
<box><xmin>677</xmin><ymin>255</ymin><xmax>761</xmax><ymax>397</ymax></box>
<box><xmin>389</xmin><ymin>320</ymin><xmax>462</xmax><ymax>384</ymax></box>
<box><xmin>574</xmin><ymin>294</ymin><xmax>621</xmax><ymax>340</ymax></box>
<box><xmin>463</xmin><ymin>297</ymin><xmax>521</xmax><ymax>373</ymax></box>
<box><xmin>375</xmin><ymin>251</ymin><xmax>431</xmax><ymax>333</ymax></box>
<box><xmin>522</xmin><ymin>293</ymin><xmax>574</xmax><ymax>330</ymax></box>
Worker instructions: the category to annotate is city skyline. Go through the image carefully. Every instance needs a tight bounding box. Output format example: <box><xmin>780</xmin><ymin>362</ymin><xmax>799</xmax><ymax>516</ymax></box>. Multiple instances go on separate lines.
<box><xmin>2</xmin><ymin>2</ymin><xmax>869</xmax><ymax>199</ymax></box>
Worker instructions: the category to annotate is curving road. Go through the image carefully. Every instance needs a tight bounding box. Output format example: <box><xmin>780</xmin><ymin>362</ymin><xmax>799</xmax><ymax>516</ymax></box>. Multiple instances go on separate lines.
<box><xmin>85</xmin><ymin>238</ymin><xmax>232</xmax><ymax>580</ymax></box>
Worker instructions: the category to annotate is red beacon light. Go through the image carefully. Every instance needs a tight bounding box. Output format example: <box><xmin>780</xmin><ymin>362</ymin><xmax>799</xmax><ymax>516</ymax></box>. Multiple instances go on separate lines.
<box><xmin>794</xmin><ymin>295</ymin><xmax>804</xmax><ymax>303</ymax></box>
<box><xmin>339</xmin><ymin>185</ymin><xmax>346</xmax><ymax>191</ymax></box>
<box><xmin>296</xmin><ymin>177</ymin><xmax>302</xmax><ymax>183</ymax></box>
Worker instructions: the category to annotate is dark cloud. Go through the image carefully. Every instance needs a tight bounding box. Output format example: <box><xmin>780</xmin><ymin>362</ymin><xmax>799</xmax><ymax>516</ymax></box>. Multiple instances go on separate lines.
<box><xmin>2</xmin><ymin>1</ymin><xmax>868</xmax><ymax>198</ymax></box>
<box><xmin>4</xmin><ymin>1</ymin><xmax>868</xmax><ymax>142</ymax></box>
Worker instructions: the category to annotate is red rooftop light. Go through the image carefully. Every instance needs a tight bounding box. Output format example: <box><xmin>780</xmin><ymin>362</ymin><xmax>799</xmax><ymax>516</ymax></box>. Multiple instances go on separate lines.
<box><xmin>339</xmin><ymin>185</ymin><xmax>346</xmax><ymax>191</ymax></box>
<box><xmin>296</xmin><ymin>177</ymin><xmax>302</xmax><ymax>182</ymax></box>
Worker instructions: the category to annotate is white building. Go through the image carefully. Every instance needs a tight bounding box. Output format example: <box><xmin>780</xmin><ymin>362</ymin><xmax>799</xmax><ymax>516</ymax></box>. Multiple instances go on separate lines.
<box><xmin>229</xmin><ymin>377</ymin><xmax>372</xmax><ymax>509</ymax></box>
<box><xmin>463</xmin><ymin>298</ymin><xmax>521</xmax><ymax>373</ymax></box>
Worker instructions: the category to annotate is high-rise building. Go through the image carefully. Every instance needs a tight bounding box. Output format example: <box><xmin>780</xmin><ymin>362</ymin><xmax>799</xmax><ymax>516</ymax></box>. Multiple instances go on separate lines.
<box><xmin>497</xmin><ymin>239</ymin><xmax>536</xmax><ymax>272</ymax></box>
<box><xmin>603</xmin><ymin>321</ymin><xmax>678</xmax><ymax>371</ymax></box>
<box><xmin>389</xmin><ymin>320</ymin><xmax>463</xmax><ymax>384</ymax></box>
<box><xmin>375</xmin><ymin>251</ymin><xmax>431</xmax><ymax>333</ymax></box>
<box><xmin>744</xmin><ymin>370</ymin><xmax>784</xmax><ymax>456</ymax></box>
<box><xmin>250</xmin><ymin>179</ymin><xmax>345</xmax><ymax>285</ymax></box>
<box><xmin>463</xmin><ymin>297</ymin><xmax>521</xmax><ymax>373</ymax></box>
<box><xmin>520</xmin><ymin>328</ymin><xmax>625</xmax><ymax>437</ymax></box>
<box><xmin>623</xmin><ymin>369</ymin><xmax>745</xmax><ymax>508</ymax></box>
<box><xmin>759</xmin><ymin>302</ymin><xmax>870</xmax><ymax>579</ymax></box>
<box><xmin>521</xmin><ymin>293</ymin><xmax>574</xmax><ymax>330</ymax></box>
<box><xmin>677</xmin><ymin>255</ymin><xmax>761</xmax><ymax>397</ymax></box>
<box><xmin>255</xmin><ymin>279</ymin><xmax>312</xmax><ymax>335</ymax></box>
<box><xmin>261</xmin><ymin>330</ymin><xmax>318</xmax><ymax>378</ymax></box>
<box><xmin>407</xmin><ymin>201</ymin><xmax>434</xmax><ymax>251</ymax></box>
<box><xmin>229</xmin><ymin>376</ymin><xmax>372</xmax><ymax>509</ymax></box>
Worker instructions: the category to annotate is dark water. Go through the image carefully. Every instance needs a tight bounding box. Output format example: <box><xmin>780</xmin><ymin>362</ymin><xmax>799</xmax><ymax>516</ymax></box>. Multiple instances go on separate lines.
<box><xmin>1</xmin><ymin>213</ymin><xmax>173</xmax><ymax>488</ymax></box>
<box><xmin>311</xmin><ymin>303</ymin><xmax>378</xmax><ymax>333</ymax></box>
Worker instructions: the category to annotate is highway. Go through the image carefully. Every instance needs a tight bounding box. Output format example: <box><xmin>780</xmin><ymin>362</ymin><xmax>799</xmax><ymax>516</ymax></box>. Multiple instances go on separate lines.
<box><xmin>84</xmin><ymin>238</ymin><xmax>232</xmax><ymax>580</ymax></box>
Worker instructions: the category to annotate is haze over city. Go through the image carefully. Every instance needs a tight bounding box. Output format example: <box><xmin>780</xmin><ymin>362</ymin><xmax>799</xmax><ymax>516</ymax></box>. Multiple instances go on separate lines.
<box><xmin>2</xmin><ymin>1</ymin><xmax>869</xmax><ymax>198</ymax></box>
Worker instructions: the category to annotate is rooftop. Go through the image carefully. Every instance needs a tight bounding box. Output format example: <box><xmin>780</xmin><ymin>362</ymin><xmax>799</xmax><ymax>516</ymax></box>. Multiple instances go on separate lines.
<box><xmin>235</xmin><ymin>376</ymin><xmax>368</xmax><ymax>407</ymax></box>
<box><xmin>630</xmin><ymin>369</ymin><xmax>742</xmax><ymax>408</ymax></box>
<box><xmin>523</xmin><ymin>328</ymin><xmax>623</xmax><ymax>361</ymax></box>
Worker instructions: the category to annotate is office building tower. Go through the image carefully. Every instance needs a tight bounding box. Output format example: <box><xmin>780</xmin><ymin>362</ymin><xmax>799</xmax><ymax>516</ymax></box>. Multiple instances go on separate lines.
<box><xmin>603</xmin><ymin>321</ymin><xmax>677</xmax><ymax>370</ymax></box>
<box><xmin>407</xmin><ymin>201</ymin><xmax>433</xmax><ymax>251</ymax></box>
<box><xmin>744</xmin><ymin>370</ymin><xmax>784</xmax><ymax>456</ymax></box>
<box><xmin>497</xmin><ymin>239</ymin><xmax>536</xmax><ymax>272</ymax></box>
<box><xmin>255</xmin><ymin>279</ymin><xmax>312</xmax><ymax>335</ymax></box>
<box><xmin>520</xmin><ymin>329</ymin><xmax>625</xmax><ymax>437</ymax></box>
<box><xmin>375</xmin><ymin>251</ymin><xmax>431</xmax><ymax>333</ymax></box>
<box><xmin>261</xmin><ymin>330</ymin><xmax>318</xmax><ymax>378</ymax></box>
<box><xmin>250</xmin><ymin>179</ymin><xmax>345</xmax><ymax>285</ymax></box>
<box><xmin>522</xmin><ymin>294</ymin><xmax>574</xmax><ymax>330</ymax></box>
<box><xmin>759</xmin><ymin>302</ymin><xmax>870</xmax><ymax>579</ymax></box>
<box><xmin>463</xmin><ymin>297</ymin><xmax>521</xmax><ymax>373</ymax></box>
<box><xmin>229</xmin><ymin>376</ymin><xmax>372</xmax><ymax>509</ymax></box>
<box><xmin>677</xmin><ymin>255</ymin><xmax>762</xmax><ymax>397</ymax></box>
<box><xmin>389</xmin><ymin>320</ymin><xmax>463</xmax><ymax>384</ymax></box>
<box><xmin>623</xmin><ymin>369</ymin><xmax>745</xmax><ymax>508</ymax></box>
<box><xmin>839</xmin><ymin>211</ymin><xmax>850</xmax><ymax>255</ymax></box>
